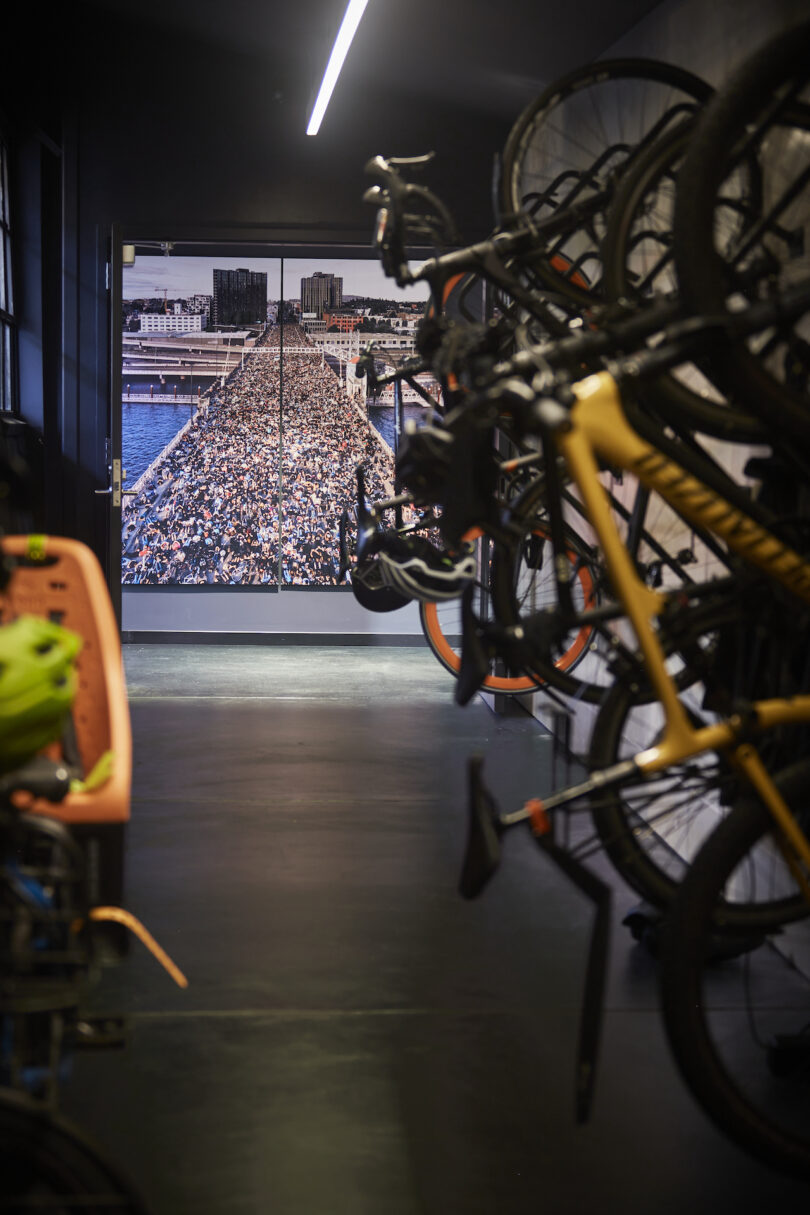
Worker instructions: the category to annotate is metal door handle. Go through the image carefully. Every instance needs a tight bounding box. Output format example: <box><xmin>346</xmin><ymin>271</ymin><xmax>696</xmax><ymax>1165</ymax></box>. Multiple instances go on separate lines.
<box><xmin>95</xmin><ymin>458</ymin><xmax>122</xmax><ymax>506</ymax></box>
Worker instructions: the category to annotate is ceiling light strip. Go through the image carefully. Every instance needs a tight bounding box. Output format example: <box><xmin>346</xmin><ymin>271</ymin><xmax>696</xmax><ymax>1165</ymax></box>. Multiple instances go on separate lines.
<box><xmin>306</xmin><ymin>0</ymin><xmax>369</xmax><ymax>136</ymax></box>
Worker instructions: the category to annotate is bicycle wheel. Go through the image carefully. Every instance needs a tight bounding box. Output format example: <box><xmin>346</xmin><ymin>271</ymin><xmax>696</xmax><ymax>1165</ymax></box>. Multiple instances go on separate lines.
<box><xmin>661</xmin><ymin>767</ymin><xmax>810</xmax><ymax>1179</ymax></box>
<box><xmin>489</xmin><ymin>462</ymin><xmax>722</xmax><ymax>707</ymax></box>
<box><xmin>485</xmin><ymin>511</ymin><xmax>623</xmax><ymax>704</ymax></box>
<box><xmin>420</xmin><ymin>524</ymin><xmax>597</xmax><ymax>695</ymax></box>
<box><xmin>589</xmin><ymin>674</ymin><xmax>810</xmax><ymax>925</ymax></box>
<box><xmin>601</xmin><ymin>118</ymin><xmax>764</xmax><ymax>443</ymax></box>
<box><xmin>499</xmin><ymin>59</ymin><xmax>712</xmax><ymax>304</ymax></box>
<box><xmin>674</xmin><ymin>21</ymin><xmax>810</xmax><ymax>445</ymax></box>
<box><xmin>0</xmin><ymin>1089</ymin><xmax>151</xmax><ymax>1212</ymax></box>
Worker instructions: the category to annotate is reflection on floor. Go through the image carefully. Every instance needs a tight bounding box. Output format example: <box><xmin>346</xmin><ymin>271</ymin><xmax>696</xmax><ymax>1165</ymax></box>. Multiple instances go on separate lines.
<box><xmin>61</xmin><ymin>646</ymin><xmax>810</xmax><ymax>1213</ymax></box>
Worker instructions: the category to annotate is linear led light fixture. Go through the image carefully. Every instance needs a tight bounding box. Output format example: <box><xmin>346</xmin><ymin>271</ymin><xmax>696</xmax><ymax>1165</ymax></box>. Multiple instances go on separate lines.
<box><xmin>306</xmin><ymin>0</ymin><xmax>369</xmax><ymax>135</ymax></box>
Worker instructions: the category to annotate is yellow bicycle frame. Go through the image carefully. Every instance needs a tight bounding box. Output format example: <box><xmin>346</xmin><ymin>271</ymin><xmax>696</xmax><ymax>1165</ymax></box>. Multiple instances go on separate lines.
<box><xmin>554</xmin><ymin>371</ymin><xmax>810</xmax><ymax>871</ymax></box>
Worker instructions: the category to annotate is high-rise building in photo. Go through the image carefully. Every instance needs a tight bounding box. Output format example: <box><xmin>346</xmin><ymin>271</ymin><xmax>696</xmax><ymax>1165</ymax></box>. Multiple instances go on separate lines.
<box><xmin>300</xmin><ymin>271</ymin><xmax>343</xmax><ymax>318</ymax></box>
<box><xmin>212</xmin><ymin>268</ymin><xmax>267</xmax><ymax>326</ymax></box>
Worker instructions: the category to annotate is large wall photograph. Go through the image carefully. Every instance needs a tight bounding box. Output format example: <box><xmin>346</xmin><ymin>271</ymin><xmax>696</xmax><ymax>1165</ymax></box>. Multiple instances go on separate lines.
<box><xmin>120</xmin><ymin>255</ymin><xmax>431</xmax><ymax>587</ymax></box>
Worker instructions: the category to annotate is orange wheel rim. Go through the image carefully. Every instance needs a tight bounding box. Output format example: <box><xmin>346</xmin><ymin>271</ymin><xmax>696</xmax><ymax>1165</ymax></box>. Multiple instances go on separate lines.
<box><xmin>549</xmin><ymin>252</ymin><xmax>590</xmax><ymax>292</ymax></box>
<box><xmin>422</xmin><ymin>526</ymin><xmax>595</xmax><ymax>690</ymax></box>
<box><xmin>425</xmin><ymin>273</ymin><xmax>470</xmax><ymax>320</ymax></box>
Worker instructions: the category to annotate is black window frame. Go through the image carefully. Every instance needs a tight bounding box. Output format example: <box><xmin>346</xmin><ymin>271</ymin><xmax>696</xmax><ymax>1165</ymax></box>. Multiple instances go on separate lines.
<box><xmin>0</xmin><ymin>128</ymin><xmax>17</xmax><ymax>412</ymax></box>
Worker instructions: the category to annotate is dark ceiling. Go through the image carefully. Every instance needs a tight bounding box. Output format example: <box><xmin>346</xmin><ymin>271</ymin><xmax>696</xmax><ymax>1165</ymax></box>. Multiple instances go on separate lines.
<box><xmin>5</xmin><ymin>0</ymin><xmax>670</xmax><ymax>242</ymax></box>
<box><xmin>80</xmin><ymin>0</ymin><xmax>667</xmax><ymax>122</ymax></box>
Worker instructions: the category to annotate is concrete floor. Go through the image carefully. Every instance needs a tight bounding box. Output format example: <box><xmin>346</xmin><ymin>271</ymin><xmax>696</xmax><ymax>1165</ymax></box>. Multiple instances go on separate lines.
<box><xmin>59</xmin><ymin>645</ymin><xmax>809</xmax><ymax>1213</ymax></box>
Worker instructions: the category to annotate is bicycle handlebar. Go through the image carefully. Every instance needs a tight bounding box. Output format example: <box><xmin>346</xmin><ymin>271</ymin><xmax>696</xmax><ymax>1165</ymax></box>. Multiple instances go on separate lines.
<box><xmin>365</xmin><ymin>152</ymin><xmax>609</xmax><ymax>294</ymax></box>
<box><xmin>364</xmin><ymin>153</ymin><xmax>459</xmax><ymax>285</ymax></box>
<box><xmin>468</xmin><ymin>275</ymin><xmax>810</xmax><ymax>416</ymax></box>
<box><xmin>355</xmin><ymin>350</ymin><xmax>429</xmax><ymax>390</ymax></box>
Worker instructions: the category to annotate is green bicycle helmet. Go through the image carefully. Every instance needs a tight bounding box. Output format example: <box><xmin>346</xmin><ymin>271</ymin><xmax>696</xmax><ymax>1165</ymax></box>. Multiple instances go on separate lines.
<box><xmin>0</xmin><ymin>615</ymin><xmax>82</xmax><ymax>774</ymax></box>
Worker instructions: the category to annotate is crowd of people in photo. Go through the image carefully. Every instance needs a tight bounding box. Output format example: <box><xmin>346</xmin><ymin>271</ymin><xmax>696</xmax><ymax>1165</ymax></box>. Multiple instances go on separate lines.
<box><xmin>121</xmin><ymin>324</ymin><xmax>396</xmax><ymax>585</ymax></box>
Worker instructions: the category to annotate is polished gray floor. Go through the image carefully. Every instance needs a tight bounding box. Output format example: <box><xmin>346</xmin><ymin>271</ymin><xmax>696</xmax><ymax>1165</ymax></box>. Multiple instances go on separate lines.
<box><xmin>61</xmin><ymin>646</ymin><xmax>809</xmax><ymax>1212</ymax></box>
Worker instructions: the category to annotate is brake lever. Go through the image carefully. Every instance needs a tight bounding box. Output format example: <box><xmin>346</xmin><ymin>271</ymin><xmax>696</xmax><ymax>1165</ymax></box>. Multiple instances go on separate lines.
<box><xmin>387</xmin><ymin>152</ymin><xmax>436</xmax><ymax>170</ymax></box>
<box><xmin>364</xmin><ymin>155</ymin><xmax>394</xmax><ymax>181</ymax></box>
<box><xmin>362</xmin><ymin>184</ymin><xmax>386</xmax><ymax>207</ymax></box>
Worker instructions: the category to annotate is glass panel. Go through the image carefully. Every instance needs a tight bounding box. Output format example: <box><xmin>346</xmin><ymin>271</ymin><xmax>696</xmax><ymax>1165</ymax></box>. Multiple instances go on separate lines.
<box><xmin>119</xmin><ymin>249</ymin><xmax>432</xmax><ymax>588</ymax></box>
<box><xmin>4</xmin><ymin>231</ymin><xmax>11</xmax><ymax>317</ymax></box>
<box><xmin>120</xmin><ymin>255</ymin><xmax>281</xmax><ymax>585</ymax></box>
<box><xmin>279</xmin><ymin>257</ymin><xmax>429</xmax><ymax>586</ymax></box>
<box><xmin>0</xmin><ymin>137</ymin><xmax>14</xmax><ymax>411</ymax></box>
<box><xmin>1</xmin><ymin>323</ymin><xmax>10</xmax><ymax>411</ymax></box>
<box><xmin>7</xmin><ymin>323</ymin><xmax>14</xmax><ymax>411</ymax></box>
<box><xmin>0</xmin><ymin>139</ymin><xmax>7</xmax><ymax>227</ymax></box>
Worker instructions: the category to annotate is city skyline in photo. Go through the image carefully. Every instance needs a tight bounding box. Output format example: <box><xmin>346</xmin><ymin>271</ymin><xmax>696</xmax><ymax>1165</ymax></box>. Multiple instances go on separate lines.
<box><xmin>123</xmin><ymin>255</ymin><xmax>431</xmax><ymax>304</ymax></box>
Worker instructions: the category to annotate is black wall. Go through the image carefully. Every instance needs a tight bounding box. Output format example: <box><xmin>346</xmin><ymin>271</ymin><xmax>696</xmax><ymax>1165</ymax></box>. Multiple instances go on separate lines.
<box><xmin>4</xmin><ymin>3</ymin><xmax>513</xmax><ymax>570</ymax></box>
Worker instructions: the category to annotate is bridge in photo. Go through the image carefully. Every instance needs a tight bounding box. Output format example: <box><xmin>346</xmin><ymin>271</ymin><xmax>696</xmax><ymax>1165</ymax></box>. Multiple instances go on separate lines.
<box><xmin>122</xmin><ymin>367</ymin><xmax>224</xmax><ymax>378</ymax></box>
<box><xmin>122</xmin><ymin>393</ymin><xmax>203</xmax><ymax>404</ymax></box>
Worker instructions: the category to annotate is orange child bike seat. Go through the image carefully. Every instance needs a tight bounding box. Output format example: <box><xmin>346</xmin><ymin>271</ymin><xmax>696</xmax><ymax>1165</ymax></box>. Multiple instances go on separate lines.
<box><xmin>0</xmin><ymin>535</ymin><xmax>131</xmax><ymax>825</ymax></box>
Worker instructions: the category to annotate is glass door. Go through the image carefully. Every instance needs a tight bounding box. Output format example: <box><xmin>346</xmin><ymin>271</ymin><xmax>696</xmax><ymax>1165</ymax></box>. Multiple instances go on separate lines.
<box><xmin>120</xmin><ymin>253</ymin><xmax>282</xmax><ymax>588</ymax></box>
<box><xmin>113</xmin><ymin>244</ymin><xmax>430</xmax><ymax>614</ymax></box>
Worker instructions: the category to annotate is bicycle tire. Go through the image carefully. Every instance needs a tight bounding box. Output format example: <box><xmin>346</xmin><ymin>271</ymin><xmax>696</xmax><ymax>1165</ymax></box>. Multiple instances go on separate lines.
<box><xmin>673</xmin><ymin>20</ymin><xmax>810</xmax><ymax>445</ymax></box>
<box><xmin>0</xmin><ymin>1088</ymin><xmax>151</xmax><ymax>1212</ymax></box>
<box><xmin>589</xmin><ymin>677</ymin><xmax>810</xmax><ymax>926</ymax></box>
<box><xmin>487</xmin><ymin>515</ymin><xmax>615</xmax><ymax>705</ymax></box>
<box><xmin>601</xmin><ymin>118</ymin><xmax>764</xmax><ymax>443</ymax></box>
<box><xmin>499</xmin><ymin>58</ymin><xmax>713</xmax><ymax>304</ymax></box>
<box><xmin>488</xmin><ymin>466</ymin><xmax>721</xmax><ymax>707</ymax></box>
<box><xmin>419</xmin><ymin>524</ymin><xmax>596</xmax><ymax>694</ymax></box>
<box><xmin>660</xmin><ymin>768</ymin><xmax>810</xmax><ymax>1179</ymax></box>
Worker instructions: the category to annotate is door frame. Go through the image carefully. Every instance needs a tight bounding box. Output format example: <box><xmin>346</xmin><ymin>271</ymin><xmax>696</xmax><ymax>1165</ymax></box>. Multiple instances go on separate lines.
<box><xmin>105</xmin><ymin>222</ymin><xmax>429</xmax><ymax>627</ymax></box>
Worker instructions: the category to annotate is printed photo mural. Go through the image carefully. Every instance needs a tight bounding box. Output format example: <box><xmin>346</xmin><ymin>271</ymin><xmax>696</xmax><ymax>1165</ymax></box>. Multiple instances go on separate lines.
<box><xmin>120</xmin><ymin>255</ymin><xmax>431</xmax><ymax>586</ymax></box>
